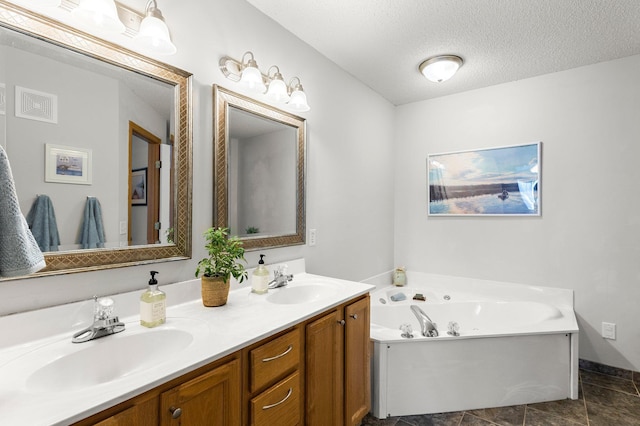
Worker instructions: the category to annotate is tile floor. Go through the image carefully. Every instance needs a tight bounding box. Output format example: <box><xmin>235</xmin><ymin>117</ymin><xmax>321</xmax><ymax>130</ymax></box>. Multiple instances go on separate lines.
<box><xmin>361</xmin><ymin>361</ymin><xmax>640</xmax><ymax>425</ymax></box>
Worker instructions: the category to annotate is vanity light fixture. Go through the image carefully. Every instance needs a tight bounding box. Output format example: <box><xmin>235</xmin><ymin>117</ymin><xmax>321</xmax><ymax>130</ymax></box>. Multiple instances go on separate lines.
<box><xmin>265</xmin><ymin>66</ymin><xmax>290</xmax><ymax>104</ymax></box>
<box><xmin>287</xmin><ymin>77</ymin><xmax>310</xmax><ymax>112</ymax></box>
<box><xmin>133</xmin><ymin>0</ymin><xmax>176</xmax><ymax>55</ymax></box>
<box><xmin>29</xmin><ymin>0</ymin><xmax>62</xmax><ymax>6</ymax></box>
<box><xmin>71</xmin><ymin>0</ymin><xmax>125</xmax><ymax>34</ymax></box>
<box><xmin>219</xmin><ymin>51</ymin><xmax>311</xmax><ymax>112</ymax></box>
<box><xmin>419</xmin><ymin>55</ymin><xmax>464</xmax><ymax>83</ymax></box>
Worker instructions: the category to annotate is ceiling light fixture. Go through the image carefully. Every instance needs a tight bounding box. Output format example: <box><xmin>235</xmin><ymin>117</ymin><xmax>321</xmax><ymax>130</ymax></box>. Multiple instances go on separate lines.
<box><xmin>71</xmin><ymin>0</ymin><xmax>125</xmax><ymax>34</ymax></box>
<box><xmin>219</xmin><ymin>51</ymin><xmax>311</xmax><ymax>112</ymax></box>
<box><xmin>419</xmin><ymin>55</ymin><xmax>464</xmax><ymax>83</ymax></box>
<box><xmin>133</xmin><ymin>0</ymin><xmax>176</xmax><ymax>55</ymax></box>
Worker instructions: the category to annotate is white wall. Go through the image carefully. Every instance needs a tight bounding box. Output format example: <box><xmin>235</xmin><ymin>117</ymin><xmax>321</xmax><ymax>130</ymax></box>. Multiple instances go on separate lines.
<box><xmin>394</xmin><ymin>55</ymin><xmax>640</xmax><ymax>371</ymax></box>
<box><xmin>0</xmin><ymin>0</ymin><xmax>395</xmax><ymax>315</ymax></box>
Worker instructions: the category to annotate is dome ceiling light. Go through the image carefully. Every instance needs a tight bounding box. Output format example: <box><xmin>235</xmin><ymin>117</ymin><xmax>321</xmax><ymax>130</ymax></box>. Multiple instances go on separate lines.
<box><xmin>419</xmin><ymin>55</ymin><xmax>464</xmax><ymax>83</ymax></box>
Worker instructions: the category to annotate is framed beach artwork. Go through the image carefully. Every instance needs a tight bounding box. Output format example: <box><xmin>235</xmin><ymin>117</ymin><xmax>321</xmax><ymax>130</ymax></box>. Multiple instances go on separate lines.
<box><xmin>131</xmin><ymin>167</ymin><xmax>147</xmax><ymax>206</ymax></box>
<box><xmin>427</xmin><ymin>142</ymin><xmax>541</xmax><ymax>216</ymax></box>
<box><xmin>45</xmin><ymin>143</ymin><xmax>92</xmax><ymax>185</ymax></box>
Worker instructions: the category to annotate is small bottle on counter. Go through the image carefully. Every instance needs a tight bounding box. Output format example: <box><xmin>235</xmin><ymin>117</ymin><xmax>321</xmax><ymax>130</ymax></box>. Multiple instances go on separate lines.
<box><xmin>393</xmin><ymin>267</ymin><xmax>407</xmax><ymax>286</ymax></box>
<box><xmin>251</xmin><ymin>254</ymin><xmax>269</xmax><ymax>294</ymax></box>
<box><xmin>140</xmin><ymin>270</ymin><xmax>166</xmax><ymax>327</ymax></box>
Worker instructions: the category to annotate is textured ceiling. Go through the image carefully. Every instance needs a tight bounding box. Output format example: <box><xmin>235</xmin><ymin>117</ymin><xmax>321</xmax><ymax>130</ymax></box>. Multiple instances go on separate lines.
<box><xmin>245</xmin><ymin>0</ymin><xmax>640</xmax><ymax>105</ymax></box>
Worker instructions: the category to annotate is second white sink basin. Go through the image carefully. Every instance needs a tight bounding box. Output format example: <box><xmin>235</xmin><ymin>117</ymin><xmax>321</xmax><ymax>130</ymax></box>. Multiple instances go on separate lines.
<box><xmin>266</xmin><ymin>284</ymin><xmax>339</xmax><ymax>305</ymax></box>
<box><xmin>26</xmin><ymin>328</ymin><xmax>193</xmax><ymax>393</ymax></box>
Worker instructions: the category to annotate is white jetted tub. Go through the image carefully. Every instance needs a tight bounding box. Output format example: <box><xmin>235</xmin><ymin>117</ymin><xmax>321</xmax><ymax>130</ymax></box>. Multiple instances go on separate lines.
<box><xmin>369</xmin><ymin>272</ymin><xmax>579</xmax><ymax>418</ymax></box>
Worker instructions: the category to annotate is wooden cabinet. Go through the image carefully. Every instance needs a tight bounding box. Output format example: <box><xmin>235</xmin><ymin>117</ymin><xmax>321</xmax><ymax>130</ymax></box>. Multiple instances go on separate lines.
<box><xmin>159</xmin><ymin>358</ymin><xmax>241</xmax><ymax>425</ymax></box>
<box><xmin>76</xmin><ymin>293</ymin><xmax>369</xmax><ymax>426</ymax></box>
<box><xmin>305</xmin><ymin>295</ymin><xmax>370</xmax><ymax>426</ymax></box>
<box><xmin>244</xmin><ymin>327</ymin><xmax>303</xmax><ymax>426</ymax></box>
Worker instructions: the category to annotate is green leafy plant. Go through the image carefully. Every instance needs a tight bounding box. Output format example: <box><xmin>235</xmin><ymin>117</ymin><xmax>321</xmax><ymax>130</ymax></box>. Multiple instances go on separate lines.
<box><xmin>195</xmin><ymin>227</ymin><xmax>247</xmax><ymax>283</ymax></box>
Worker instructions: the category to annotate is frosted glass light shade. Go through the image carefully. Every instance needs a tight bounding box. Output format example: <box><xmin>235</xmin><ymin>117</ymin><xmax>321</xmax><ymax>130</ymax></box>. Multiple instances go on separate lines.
<box><xmin>288</xmin><ymin>88</ymin><xmax>310</xmax><ymax>112</ymax></box>
<box><xmin>240</xmin><ymin>66</ymin><xmax>266</xmax><ymax>93</ymax></box>
<box><xmin>134</xmin><ymin>15</ymin><xmax>177</xmax><ymax>55</ymax></box>
<box><xmin>419</xmin><ymin>55</ymin><xmax>463</xmax><ymax>83</ymax></box>
<box><xmin>30</xmin><ymin>0</ymin><xmax>61</xmax><ymax>6</ymax></box>
<box><xmin>265</xmin><ymin>78</ymin><xmax>290</xmax><ymax>103</ymax></box>
<box><xmin>71</xmin><ymin>0</ymin><xmax>125</xmax><ymax>33</ymax></box>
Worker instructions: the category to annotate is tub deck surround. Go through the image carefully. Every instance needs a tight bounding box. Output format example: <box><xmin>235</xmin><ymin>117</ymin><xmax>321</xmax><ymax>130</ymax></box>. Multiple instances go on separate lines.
<box><xmin>369</xmin><ymin>272</ymin><xmax>580</xmax><ymax>418</ymax></box>
<box><xmin>0</xmin><ymin>259</ymin><xmax>374</xmax><ymax>426</ymax></box>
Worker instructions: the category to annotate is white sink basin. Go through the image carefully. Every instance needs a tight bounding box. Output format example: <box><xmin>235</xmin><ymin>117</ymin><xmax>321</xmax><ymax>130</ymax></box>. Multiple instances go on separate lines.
<box><xmin>26</xmin><ymin>328</ymin><xmax>193</xmax><ymax>392</ymax></box>
<box><xmin>267</xmin><ymin>283</ymin><xmax>339</xmax><ymax>304</ymax></box>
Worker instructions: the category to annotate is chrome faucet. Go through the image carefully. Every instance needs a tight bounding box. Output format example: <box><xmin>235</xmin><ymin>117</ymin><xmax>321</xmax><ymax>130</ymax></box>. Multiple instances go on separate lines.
<box><xmin>72</xmin><ymin>296</ymin><xmax>125</xmax><ymax>343</ymax></box>
<box><xmin>410</xmin><ymin>305</ymin><xmax>439</xmax><ymax>337</ymax></box>
<box><xmin>268</xmin><ymin>265</ymin><xmax>293</xmax><ymax>289</ymax></box>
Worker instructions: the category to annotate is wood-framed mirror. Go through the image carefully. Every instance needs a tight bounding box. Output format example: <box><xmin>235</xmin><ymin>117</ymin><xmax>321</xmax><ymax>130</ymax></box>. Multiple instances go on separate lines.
<box><xmin>213</xmin><ymin>85</ymin><xmax>305</xmax><ymax>250</ymax></box>
<box><xmin>0</xmin><ymin>1</ymin><xmax>192</xmax><ymax>279</ymax></box>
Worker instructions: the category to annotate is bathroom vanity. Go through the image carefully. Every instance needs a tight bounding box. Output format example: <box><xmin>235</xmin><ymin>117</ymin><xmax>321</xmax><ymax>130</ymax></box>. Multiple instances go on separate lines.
<box><xmin>0</xmin><ymin>261</ymin><xmax>373</xmax><ymax>426</ymax></box>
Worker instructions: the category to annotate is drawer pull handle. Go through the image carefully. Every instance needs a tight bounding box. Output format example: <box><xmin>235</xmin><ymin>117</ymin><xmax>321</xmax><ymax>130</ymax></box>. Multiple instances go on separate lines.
<box><xmin>350</xmin><ymin>313</ymin><xmax>358</xmax><ymax>320</ymax></box>
<box><xmin>169</xmin><ymin>406</ymin><xmax>182</xmax><ymax>419</ymax></box>
<box><xmin>338</xmin><ymin>320</ymin><xmax>346</xmax><ymax>326</ymax></box>
<box><xmin>262</xmin><ymin>388</ymin><xmax>293</xmax><ymax>410</ymax></box>
<box><xmin>262</xmin><ymin>344</ymin><xmax>293</xmax><ymax>362</ymax></box>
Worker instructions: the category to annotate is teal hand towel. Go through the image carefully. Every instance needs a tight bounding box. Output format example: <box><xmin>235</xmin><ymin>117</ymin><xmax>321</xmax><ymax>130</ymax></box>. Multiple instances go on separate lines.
<box><xmin>79</xmin><ymin>197</ymin><xmax>105</xmax><ymax>249</ymax></box>
<box><xmin>26</xmin><ymin>194</ymin><xmax>61</xmax><ymax>252</ymax></box>
<box><xmin>0</xmin><ymin>146</ymin><xmax>46</xmax><ymax>277</ymax></box>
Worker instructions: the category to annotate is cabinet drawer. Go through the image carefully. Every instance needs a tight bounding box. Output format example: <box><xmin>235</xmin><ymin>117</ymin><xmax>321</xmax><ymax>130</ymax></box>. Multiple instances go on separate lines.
<box><xmin>250</xmin><ymin>328</ymin><xmax>300</xmax><ymax>392</ymax></box>
<box><xmin>251</xmin><ymin>371</ymin><xmax>300</xmax><ymax>426</ymax></box>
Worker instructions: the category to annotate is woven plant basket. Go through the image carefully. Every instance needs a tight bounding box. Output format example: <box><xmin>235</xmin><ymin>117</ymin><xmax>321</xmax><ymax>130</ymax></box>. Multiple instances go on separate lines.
<box><xmin>201</xmin><ymin>276</ymin><xmax>230</xmax><ymax>307</ymax></box>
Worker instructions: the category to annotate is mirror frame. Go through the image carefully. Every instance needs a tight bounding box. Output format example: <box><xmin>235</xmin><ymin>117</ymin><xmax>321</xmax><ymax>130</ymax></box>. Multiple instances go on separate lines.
<box><xmin>0</xmin><ymin>1</ymin><xmax>192</xmax><ymax>278</ymax></box>
<box><xmin>213</xmin><ymin>85</ymin><xmax>305</xmax><ymax>250</ymax></box>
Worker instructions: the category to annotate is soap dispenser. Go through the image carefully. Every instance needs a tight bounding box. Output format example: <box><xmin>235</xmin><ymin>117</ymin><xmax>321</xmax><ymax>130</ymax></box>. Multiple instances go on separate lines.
<box><xmin>140</xmin><ymin>270</ymin><xmax>166</xmax><ymax>328</ymax></box>
<box><xmin>251</xmin><ymin>254</ymin><xmax>269</xmax><ymax>294</ymax></box>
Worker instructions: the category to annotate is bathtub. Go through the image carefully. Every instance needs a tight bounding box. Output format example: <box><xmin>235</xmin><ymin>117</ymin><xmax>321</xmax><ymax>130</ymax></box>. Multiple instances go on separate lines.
<box><xmin>369</xmin><ymin>272</ymin><xmax>579</xmax><ymax>418</ymax></box>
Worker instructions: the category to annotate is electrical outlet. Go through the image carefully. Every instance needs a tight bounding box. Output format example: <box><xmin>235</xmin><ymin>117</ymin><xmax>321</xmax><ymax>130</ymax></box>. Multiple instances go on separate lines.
<box><xmin>309</xmin><ymin>229</ymin><xmax>317</xmax><ymax>246</ymax></box>
<box><xmin>119</xmin><ymin>221</ymin><xmax>127</xmax><ymax>235</ymax></box>
<box><xmin>602</xmin><ymin>322</ymin><xmax>616</xmax><ymax>340</ymax></box>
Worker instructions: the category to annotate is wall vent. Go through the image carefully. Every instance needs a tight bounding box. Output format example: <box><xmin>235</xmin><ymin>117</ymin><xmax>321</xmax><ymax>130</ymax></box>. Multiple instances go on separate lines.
<box><xmin>15</xmin><ymin>86</ymin><xmax>58</xmax><ymax>123</ymax></box>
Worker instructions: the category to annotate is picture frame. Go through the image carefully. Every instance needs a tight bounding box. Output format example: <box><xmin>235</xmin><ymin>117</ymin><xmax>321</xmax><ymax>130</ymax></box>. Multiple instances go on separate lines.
<box><xmin>45</xmin><ymin>143</ymin><xmax>92</xmax><ymax>185</ymax></box>
<box><xmin>427</xmin><ymin>142</ymin><xmax>541</xmax><ymax>216</ymax></box>
<box><xmin>131</xmin><ymin>167</ymin><xmax>147</xmax><ymax>206</ymax></box>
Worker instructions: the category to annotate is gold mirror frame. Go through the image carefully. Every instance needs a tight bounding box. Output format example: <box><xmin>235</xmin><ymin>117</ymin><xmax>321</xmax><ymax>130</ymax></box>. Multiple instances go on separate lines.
<box><xmin>0</xmin><ymin>1</ymin><xmax>192</xmax><ymax>278</ymax></box>
<box><xmin>213</xmin><ymin>85</ymin><xmax>305</xmax><ymax>250</ymax></box>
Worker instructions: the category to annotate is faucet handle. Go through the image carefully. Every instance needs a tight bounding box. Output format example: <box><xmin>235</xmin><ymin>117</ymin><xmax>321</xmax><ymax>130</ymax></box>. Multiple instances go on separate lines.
<box><xmin>94</xmin><ymin>297</ymin><xmax>115</xmax><ymax>320</ymax></box>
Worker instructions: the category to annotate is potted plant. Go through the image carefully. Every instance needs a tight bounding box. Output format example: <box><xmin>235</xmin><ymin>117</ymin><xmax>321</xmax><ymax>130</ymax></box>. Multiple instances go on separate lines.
<box><xmin>195</xmin><ymin>227</ymin><xmax>247</xmax><ymax>307</ymax></box>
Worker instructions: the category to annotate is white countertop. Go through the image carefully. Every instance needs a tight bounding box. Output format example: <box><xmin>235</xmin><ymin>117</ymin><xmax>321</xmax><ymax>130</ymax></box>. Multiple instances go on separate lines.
<box><xmin>0</xmin><ymin>260</ymin><xmax>374</xmax><ymax>426</ymax></box>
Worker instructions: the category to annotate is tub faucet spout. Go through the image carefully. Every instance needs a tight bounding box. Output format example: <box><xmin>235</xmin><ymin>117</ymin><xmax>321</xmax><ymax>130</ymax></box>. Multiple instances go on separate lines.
<box><xmin>410</xmin><ymin>305</ymin><xmax>438</xmax><ymax>337</ymax></box>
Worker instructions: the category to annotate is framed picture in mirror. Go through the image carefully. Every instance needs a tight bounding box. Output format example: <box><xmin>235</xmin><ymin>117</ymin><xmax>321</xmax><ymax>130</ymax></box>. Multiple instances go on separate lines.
<box><xmin>44</xmin><ymin>143</ymin><xmax>92</xmax><ymax>185</ymax></box>
<box><xmin>131</xmin><ymin>167</ymin><xmax>147</xmax><ymax>206</ymax></box>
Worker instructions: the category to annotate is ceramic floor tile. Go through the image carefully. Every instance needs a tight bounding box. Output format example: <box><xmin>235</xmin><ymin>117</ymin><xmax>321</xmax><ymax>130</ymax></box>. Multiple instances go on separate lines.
<box><xmin>361</xmin><ymin>414</ymin><xmax>400</xmax><ymax>426</ymax></box>
<box><xmin>579</xmin><ymin>360</ymin><xmax>634</xmax><ymax>380</ymax></box>
<box><xmin>586</xmin><ymin>400</ymin><xmax>640</xmax><ymax>426</ymax></box>
<box><xmin>582</xmin><ymin>383</ymin><xmax>640</xmax><ymax>419</ymax></box>
<box><xmin>581</xmin><ymin>370</ymin><xmax>639</xmax><ymax>395</ymax></box>
<box><xmin>524</xmin><ymin>407</ymin><xmax>587</xmax><ymax>425</ymax></box>
<box><xmin>465</xmin><ymin>405</ymin><xmax>525</xmax><ymax>425</ymax></box>
<box><xmin>458</xmin><ymin>413</ymin><xmax>499</xmax><ymax>425</ymax></box>
<box><xmin>399</xmin><ymin>412</ymin><xmax>465</xmax><ymax>426</ymax></box>
<box><xmin>526</xmin><ymin>397</ymin><xmax>587</xmax><ymax>424</ymax></box>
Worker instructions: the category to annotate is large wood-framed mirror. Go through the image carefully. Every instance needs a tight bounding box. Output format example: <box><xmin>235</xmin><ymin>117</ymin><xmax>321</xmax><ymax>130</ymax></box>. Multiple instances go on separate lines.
<box><xmin>213</xmin><ymin>85</ymin><xmax>305</xmax><ymax>250</ymax></box>
<box><xmin>0</xmin><ymin>1</ymin><xmax>192</xmax><ymax>279</ymax></box>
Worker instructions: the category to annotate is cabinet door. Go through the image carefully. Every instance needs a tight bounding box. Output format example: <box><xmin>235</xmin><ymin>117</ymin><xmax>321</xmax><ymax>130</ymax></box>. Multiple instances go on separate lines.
<box><xmin>92</xmin><ymin>395</ymin><xmax>157</xmax><ymax>426</ymax></box>
<box><xmin>344</xmin><ymin>296</ymin><xmax>371</xmax><ymax>426</ymax></box>
<box><xmin>305</xmin><ymin>309</ymin><xmax>343</xmax><ymax>426</ymax></box>
<box><xmin>160</xmin><ymin>358</ymin><xmax>241</xmax><ymax>426</ymax></box>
